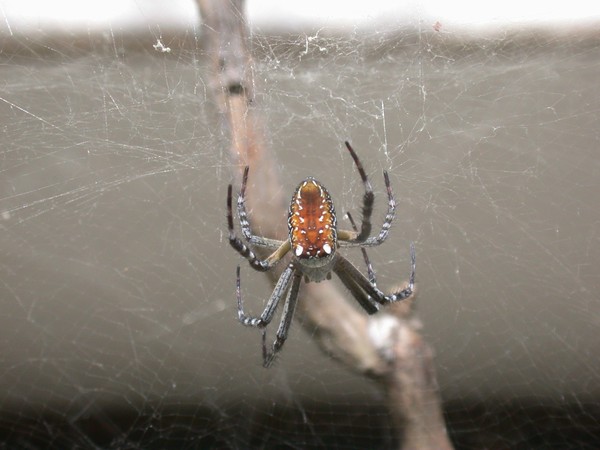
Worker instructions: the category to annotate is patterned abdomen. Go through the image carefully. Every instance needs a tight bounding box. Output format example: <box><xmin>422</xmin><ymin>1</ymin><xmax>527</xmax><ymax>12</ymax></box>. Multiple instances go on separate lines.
<box><xmin>288</xmin><ymin>178</ymin><xmax>337</xmax><ymax>259</ymax></box>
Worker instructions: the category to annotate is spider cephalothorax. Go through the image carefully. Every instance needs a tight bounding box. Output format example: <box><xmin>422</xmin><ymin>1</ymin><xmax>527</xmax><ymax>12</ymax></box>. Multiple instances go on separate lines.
<box><xmin>227</xmin><ymin>141</ymin><xmax>415</xmax><ymax>367</ymax></box>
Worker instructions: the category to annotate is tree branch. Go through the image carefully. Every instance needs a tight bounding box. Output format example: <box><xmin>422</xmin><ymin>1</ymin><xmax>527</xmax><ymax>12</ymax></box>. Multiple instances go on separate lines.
<box><xmin>197</xmin><ymin>1</ymin><xmax>453</xmax><ymax>447</ymax></box>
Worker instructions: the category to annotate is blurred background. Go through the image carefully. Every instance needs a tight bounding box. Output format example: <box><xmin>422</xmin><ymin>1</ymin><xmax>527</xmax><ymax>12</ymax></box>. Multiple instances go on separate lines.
<box><xmin>1</xmin><ymin>1</ymin><xmax>600</xmax><ymax>448</ymax></box>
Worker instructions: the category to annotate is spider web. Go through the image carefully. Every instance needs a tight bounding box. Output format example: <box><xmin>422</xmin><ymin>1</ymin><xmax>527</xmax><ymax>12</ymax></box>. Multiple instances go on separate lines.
<box><xmin>1</xmin><ymin>2</ymin><xmax>600</xmax><ymax>448</ymax></box>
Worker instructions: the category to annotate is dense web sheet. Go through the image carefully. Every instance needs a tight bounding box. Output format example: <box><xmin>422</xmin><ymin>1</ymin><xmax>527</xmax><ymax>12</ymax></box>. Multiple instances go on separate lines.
<box><xmin>1</xmin><ymin>20</ymin><xmax>600</xmax><ymax>448</ymax></box>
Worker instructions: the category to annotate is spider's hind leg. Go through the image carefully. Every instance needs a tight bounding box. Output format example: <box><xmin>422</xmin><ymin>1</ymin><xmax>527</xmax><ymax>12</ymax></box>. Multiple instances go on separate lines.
<box><xmin>344</xmin><ymin>141</ymin><xmax>374</xmax><ymax>243</ymax></box>
<box><xmin>227</xmin><ymin>183</ymin><xmax>290</xmax><ymax>272</ymax></box>
<box><xmin>346</xmin><ymin>211</ymin><xmax>377</xmax><ymax>286</ymax></box>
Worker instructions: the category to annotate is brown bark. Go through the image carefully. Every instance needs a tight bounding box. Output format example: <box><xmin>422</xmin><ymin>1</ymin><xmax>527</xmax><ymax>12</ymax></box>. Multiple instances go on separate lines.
<box><xmin>197</xmin><ymin>1</ymin><xmax>453</xmax><ymax>448</ymax></box>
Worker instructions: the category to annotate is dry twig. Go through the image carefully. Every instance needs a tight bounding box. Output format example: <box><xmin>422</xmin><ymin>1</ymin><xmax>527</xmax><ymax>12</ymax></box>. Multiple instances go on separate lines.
<box><xmin>197</xmin><ymin>1</ymin><xmax>453</xmax><ymax>447</ymax></box>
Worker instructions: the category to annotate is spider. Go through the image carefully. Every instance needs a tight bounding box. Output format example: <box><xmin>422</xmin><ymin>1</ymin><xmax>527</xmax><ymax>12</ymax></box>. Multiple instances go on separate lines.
<box><xmin>227</xmin><ymin>141</ymin><xmax>416</xmax><ymax>367</ymax></box>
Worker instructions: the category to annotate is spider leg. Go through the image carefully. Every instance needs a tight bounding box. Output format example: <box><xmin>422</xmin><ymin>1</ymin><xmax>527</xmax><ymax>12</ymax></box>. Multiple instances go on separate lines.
<box><xmin>228</xmin><ymin>184</ymin><xmax>290</xmax><ymax>272</ymax></box>
<box><xmin>364</xmin><ymin>170</ymin><xmax>396</xmax><ymax>246</ymax></box>
<box><xmin>237</xmin><ymin>263</ymin><xmax>295</xmax><ymax>328</ymax></box>
<box><xmin>339</xmin><ymin>141</ymin><xmax>396</xmax><ymax>248</ymax></box>
<box><xmin>237</xmin><ymin>166</ymin><xmax>282</xmax><ymax>248</ymax></box>
<box><xmin>334</xmin><ymin>261</ymin><xmax>379</xmax><ymax>314</ymax></box>
<box><xmin>344</xmin><ymin>141</ymin><xmax>374</xmax><ymax>243</ymax></box>
<box><xmin>262</xmin><ymin>270</ymin><xmax>302</xmax><ymax>367</ymax></box>
<box><xmin>346</xmin><ymin>211</ymin><xmax>376</xmax><ymax>286</ymax></box>
<box><xmin>334</xmin><ymin>244</ymin><xmax>415</xmax><ymax>306</ymax></box>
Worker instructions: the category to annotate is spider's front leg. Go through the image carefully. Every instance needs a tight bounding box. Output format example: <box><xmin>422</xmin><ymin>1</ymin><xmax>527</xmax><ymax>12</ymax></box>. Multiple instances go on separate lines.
<box><xmin>236</xmin><ymin>263</ymin><xmax>301</xmax><ymax>367</ymax></box>
<box><xmin>334</xmin><ymin>243</ymin><xmax>416</xmax><ymax>307</ymax></box>
<box><xmin>261</xmin><ymin>270</ymin><xmax>302</xmax><ymax>368</ymax></box>
<box><xmin>236</xmin><ymin>263</ymin><xmax>294</xmax><ymax>327</ymax></box>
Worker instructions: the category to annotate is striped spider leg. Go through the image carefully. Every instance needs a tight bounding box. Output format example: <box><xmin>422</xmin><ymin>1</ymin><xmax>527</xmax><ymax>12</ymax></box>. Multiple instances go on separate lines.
<box><xmin>227</xmin><ymin>141</ymin><xmax>415</xmax><ymax>367</ymax></box>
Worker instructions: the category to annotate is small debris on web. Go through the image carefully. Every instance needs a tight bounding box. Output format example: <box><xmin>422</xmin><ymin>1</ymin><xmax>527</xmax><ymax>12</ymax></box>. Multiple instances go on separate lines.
<box><xmin>153</xmin><ymin>39</ymin><xmax>171</xmax><ymax>53</ymax></box>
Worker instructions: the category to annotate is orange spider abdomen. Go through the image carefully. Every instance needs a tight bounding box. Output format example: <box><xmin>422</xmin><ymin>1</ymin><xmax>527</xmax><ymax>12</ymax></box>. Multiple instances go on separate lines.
<box><xmin>288</xmin><ymin>178</ymin><xmax>337</xmax><ymax>259</ymax></box>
